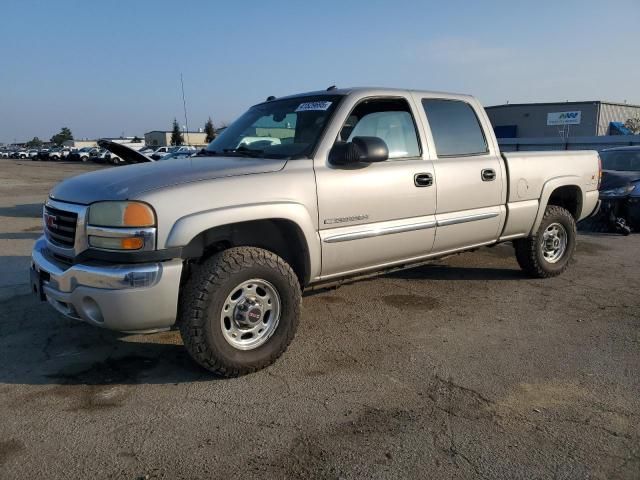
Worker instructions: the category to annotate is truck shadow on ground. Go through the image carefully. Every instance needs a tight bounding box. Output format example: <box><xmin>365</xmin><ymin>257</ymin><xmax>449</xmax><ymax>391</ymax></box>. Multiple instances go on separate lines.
<box><xmin>387</xmin><ymin>264</ymin><xmax>526</xmax><ymax>281</ymax></box>
<box><xmin>0</xmin><ymin>203</ymin><xmax>43</xmax><ymax>218</ymax></box>
<box><xmin>0</xmin><ymin>294</ymin><xmax>211</xmax><ymax>386</ymax></box>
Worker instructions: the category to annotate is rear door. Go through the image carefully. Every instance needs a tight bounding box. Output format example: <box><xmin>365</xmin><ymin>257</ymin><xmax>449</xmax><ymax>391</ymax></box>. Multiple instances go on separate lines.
<box><xmin>413</xmin><ymin>95</ymin><xmax>506</xmax><ymax>252</ymax></box>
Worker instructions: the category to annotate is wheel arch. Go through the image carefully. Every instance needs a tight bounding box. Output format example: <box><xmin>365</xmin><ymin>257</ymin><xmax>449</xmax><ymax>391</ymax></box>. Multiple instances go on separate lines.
<box><xmin>530</xmin><ymin>177</ymin><xmax>584</xmax><ymax>234</ymax></box>
<box><xmin>167</xmin><ymin>204</ymin><xmax>320</xmax><ymax>285</ymax></box>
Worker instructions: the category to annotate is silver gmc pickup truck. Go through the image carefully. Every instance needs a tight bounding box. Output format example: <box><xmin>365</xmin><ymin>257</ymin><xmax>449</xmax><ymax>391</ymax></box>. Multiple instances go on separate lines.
<box><xmin>31</xmin><ymin>87</ymin><xmax>601</xmax><ymax>376</ymax></box>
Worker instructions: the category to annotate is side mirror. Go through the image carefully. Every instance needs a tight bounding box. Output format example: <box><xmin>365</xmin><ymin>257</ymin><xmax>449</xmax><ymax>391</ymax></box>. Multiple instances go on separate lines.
<box><xmin>329</xmin><ymin>136</ymin><xmax>389</xmax><ymax>166</ymax></box>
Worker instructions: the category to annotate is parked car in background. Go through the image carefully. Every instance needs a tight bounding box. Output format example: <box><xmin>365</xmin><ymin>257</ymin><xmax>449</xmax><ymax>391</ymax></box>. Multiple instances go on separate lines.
<box><xmin>156</xmin><ymin>150</ymin><xmax>195</xmax><ymax>161</ymax></box>
<box><xmin>150</xmin><ymin>146</ymin><xmax>171</xmax><ymax>160</ymax></box>
<box><xmin>580</xmin><ymin>146</ymin><xmax>640</xmax><ymax>234</ymax></box>
<box><xmin>0</xmin><ymin>150</ymin><xmax>9</xmax><ymax>158</ymax></box>
<box><xmin>31</xmin><ymin>87</ymin><xmax>601</xmax><ymax>376</ymax></box>
<box><xmin>36</xmin><ymin>148</ymin><xmax>51</xmax><ymax>161</ymax></box>
<box><xmin>150</xmin><ymin>145</ymin><xmax>196</xmax><ymax>160</ymax></box>
<box><xmin>48</xmin><ymin>147</ymin><xmax>71</xmax><ymax>161</ymax></box>
<box><xmin>68</xmin><ymin>147</ymin><xmax>96</xmax><ymax>162</ymax></box>
<box><xmin>90</xmin><ymin>148</ymin><xmax>122</xmax><ymax>165</ymax></box>
<box><xmin>136</xmin><ymin>146</ymin><xmax>155</xmax><ymax>158</ymax></box>
<box><xmin>96</xmin><ymin>139</ymin><xmax>153</xmax><ymax>164</ymax></box>
<box><xmin>28</xmin><ymin>149</ymin><xmax>39</xmax><ymax>159</ymax></box>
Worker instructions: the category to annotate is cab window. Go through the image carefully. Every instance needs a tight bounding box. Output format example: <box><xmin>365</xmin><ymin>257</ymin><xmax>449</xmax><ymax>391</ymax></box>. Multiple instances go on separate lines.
<box><xmin>422</xmin><ymin>99</ymin><xmax>488</xmax><ymax>157</ymax></box>
<box><xmin>340</xmin><ymin>98</ymin><xmax>421</xmax><ymax>159</ymax></box>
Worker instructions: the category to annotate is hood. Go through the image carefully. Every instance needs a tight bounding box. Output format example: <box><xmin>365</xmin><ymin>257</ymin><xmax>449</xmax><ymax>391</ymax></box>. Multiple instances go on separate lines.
<box><xmin>98</xmin><ymin>139</ymin><xmax>153</xmax><ymax>163</ymax></box>
<box><xmin>50</xmin><ymin>156</ymin><xmax>287</xmax><ymax>204</ymax></box>
<box><xmin>601</xmin><ymin>170</ymin><xmax>640</xmax><ymax>190</ymax></box>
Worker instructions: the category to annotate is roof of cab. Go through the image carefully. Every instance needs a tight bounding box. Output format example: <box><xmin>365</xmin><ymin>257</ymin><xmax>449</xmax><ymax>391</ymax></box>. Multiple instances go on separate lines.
<box><xmin>258</xmin><ymin>87</ymin><xmax>476</xmax><ymax>104</ymax></box>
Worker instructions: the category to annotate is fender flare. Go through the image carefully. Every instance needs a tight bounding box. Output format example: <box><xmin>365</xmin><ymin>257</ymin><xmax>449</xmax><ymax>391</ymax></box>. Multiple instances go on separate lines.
<box><xmin>165</xmin><ymin>201</ymin><xmax>321</xmax><ymax>280</ymax></box>
<box><xmin>530</xmin><ymin>176</ymin><xmax>584</xmax><ymax>234</ymax></box>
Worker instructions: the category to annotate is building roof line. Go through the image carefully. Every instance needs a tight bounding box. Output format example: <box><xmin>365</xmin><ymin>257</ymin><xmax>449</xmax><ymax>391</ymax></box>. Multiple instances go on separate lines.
<box><xmin>486</xmin><ymin>100</ymin><xmax>640</xmax><ymax>109</ymax></box>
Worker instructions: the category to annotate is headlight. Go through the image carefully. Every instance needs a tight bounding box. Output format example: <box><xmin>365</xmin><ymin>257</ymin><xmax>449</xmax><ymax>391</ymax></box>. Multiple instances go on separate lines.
<box><xmin>88</xmin><ymin>201</ymin><xmax>156</xmax><ymax>251</ymax></box>
<box><xmin>600</xmin><ymin>185</ymin><xmax>635</xmax><ymax>197</ymax></box>
<box><xmin>89</xmin><ymin>201</ymin><xmax>155</xmax><ymax>227</ymax></box>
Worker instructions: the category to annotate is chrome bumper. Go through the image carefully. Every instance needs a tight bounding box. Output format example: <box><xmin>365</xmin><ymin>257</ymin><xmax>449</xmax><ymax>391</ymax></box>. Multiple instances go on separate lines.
<box><xmin>31</xmin><ymin>236</ymin><xmax>183</xmax><ymax>333</ymax></box>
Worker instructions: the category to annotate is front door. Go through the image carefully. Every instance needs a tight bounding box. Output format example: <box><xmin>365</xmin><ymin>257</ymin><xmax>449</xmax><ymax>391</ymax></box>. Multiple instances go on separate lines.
<box><xmin>315</xmin><ymin>95</ymin><xmax>437</xmax><ymax>279</ymax></box>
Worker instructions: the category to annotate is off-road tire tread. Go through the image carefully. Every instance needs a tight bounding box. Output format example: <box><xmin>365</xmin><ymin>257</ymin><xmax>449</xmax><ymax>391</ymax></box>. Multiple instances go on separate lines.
<box><xmin>179</xmin><ymin>247</ymin><xmax>301</xmax><ymax>377</ymax></box>
<box><xmin>514</xmin><ymin>205</ymin><xmax>576</xmax><ymax>278</ymax></box>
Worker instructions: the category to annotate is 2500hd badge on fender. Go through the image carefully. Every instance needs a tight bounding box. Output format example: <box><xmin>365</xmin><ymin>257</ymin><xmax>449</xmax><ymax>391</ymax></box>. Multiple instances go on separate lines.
<box><xmin>31</xmin><ymin>87</ymin><xmax>601</xmax><ymax>376</ymax></box>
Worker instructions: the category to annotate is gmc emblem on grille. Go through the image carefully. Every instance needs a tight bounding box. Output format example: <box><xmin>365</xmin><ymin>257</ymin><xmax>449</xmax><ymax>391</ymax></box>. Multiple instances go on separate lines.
<box><xmin>44</xmin><ymin>212</ymin><xmax>57</xmax><ymax>229</ymax></box>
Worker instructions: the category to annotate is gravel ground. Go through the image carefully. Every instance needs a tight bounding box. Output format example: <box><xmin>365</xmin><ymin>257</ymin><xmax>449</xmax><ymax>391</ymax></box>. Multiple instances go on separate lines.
<box><xmin>0</xmin><ymin>159</ymin><xmax>638</xmax><ymax>479</ymax></box>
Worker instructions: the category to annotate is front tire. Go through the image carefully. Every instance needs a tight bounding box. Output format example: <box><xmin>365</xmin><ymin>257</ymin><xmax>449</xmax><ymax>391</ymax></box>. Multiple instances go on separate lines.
<box><xmin>179</xmin><ymin>247</ymin><xmax>301</xmax><ymax>377</ymax></box>
<box><xmin>514</xmin><ymin>205</ymin><xmax>577</xmax><ymax>278</ymax></box>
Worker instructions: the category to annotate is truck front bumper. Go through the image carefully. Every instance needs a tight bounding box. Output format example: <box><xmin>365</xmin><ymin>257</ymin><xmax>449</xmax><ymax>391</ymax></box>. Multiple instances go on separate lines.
<box><xmin>30</xmin><ymin>236</ymin><xmax>183</xmax><ymax>333</ymax></box>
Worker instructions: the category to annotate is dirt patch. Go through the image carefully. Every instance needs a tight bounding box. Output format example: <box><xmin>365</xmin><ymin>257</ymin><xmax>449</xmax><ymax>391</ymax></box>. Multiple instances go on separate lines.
<box><xmin>47</xmin><ymin>384</ymin><xmax>131</xmax><ymax>412</ymax></box>
<box><xmin>382</xmin><ymin>294</ymin><xmax>441</xmax><ymax>311</ymax></box>
<box><xmin>499</xmin><ymin>381</ymin><xmax>591</xmax><ymax>412</ymax></box>
<box><xmin>303</xmin><ymin>352</ymin><xmax>361</xmax><ymax>377</ymax></box>
<box><xmin>424</xmin><ymin>374</ymin><xmax>496</xmax><ymax>421</ymax></box>
<box><xmin>47</xmin><ymin>354</ymin><xmax>159</xmax><ymax>385</ymax></box>
<box><xmin>253</xmin><ymin>407</ymin><xmax>418</xmax><ymax>478</ymax></box>
<box><xmin>0</xmin><ymin>439</ymin><xmax>25</xmax><ymax>466</ymax></box>
<box><xmin>26</xmin><ymin>355</ymin><xmax>161</xmax><ymax>412</ymax></box>
<box><xmin>21</xmin><ymin>225</ymin><xmax>42</xmax><ymax>232</ymax></box>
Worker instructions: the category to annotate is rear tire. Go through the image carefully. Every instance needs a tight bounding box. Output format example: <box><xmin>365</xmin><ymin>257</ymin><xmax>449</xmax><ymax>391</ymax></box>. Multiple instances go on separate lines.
<box><xmin>514</xmin><ymin>205</ymin><xmax>577</xmax><ymax>278</ymax></box>
<box><xmin>179</xmin><ymin>247</ymin><xmax>301</xmax><ymax>377</ymax></box>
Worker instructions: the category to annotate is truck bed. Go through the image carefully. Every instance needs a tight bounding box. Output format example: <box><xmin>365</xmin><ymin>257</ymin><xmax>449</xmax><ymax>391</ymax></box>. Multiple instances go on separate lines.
<box><xmin>500</xmin><ymin>150</ymin><xmax>600</xmax><ymax>239</ymax></box>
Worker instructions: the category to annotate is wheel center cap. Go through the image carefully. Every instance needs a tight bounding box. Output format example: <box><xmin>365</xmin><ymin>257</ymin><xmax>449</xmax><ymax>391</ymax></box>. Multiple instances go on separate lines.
<box><xmin>235</xmin><ymin>298</ymin><xmax>263</xmax><ymax>327</ymax></box>
<box><xmin>246</xmin><ymin>307</ymin><xmax>262</xmax><ymax>324</ymax></box>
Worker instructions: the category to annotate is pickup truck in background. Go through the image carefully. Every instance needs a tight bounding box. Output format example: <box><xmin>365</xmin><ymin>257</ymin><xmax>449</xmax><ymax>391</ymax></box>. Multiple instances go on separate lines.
<box><xmin>31</xmin><ymin>87</ymin><xmax>601</xmax><ymax>376</ymax></box>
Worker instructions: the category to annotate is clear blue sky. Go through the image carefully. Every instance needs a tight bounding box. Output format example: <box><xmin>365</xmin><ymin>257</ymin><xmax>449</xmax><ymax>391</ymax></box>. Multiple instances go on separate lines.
<box><xmin>1</xmin><ymin>0</ymin><xmax>638</xmax><ymax>143</ymax></box>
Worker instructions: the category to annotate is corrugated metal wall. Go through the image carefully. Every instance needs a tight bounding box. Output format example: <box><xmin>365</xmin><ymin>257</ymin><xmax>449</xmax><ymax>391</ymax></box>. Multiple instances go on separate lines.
<box><xmin>486</xmin><ymin>103</ymin><xmax>599</xmax><ymax>138</ymax></box>
<box><xmin>598</xmin><ymin>104</ymin><xmax>640</xmax><ymax>135</ymax></box>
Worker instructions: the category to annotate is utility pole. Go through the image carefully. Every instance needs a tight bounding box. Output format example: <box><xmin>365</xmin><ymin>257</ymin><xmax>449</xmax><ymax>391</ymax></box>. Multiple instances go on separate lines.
<box><xmin>180</xmin><ymin>74</ymin><xmax>191</xmax><ymax>145</ymax></box>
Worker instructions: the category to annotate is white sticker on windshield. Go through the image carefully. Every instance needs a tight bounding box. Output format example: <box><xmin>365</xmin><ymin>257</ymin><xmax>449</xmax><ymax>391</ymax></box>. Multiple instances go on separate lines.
<box><xmin>295</xmin><ymin>101</ymin><xmax>333</xmax><ymax>112</ymax></box>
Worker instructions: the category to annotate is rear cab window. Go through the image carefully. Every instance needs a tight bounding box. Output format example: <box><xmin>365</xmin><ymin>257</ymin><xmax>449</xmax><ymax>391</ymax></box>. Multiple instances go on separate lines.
<box><xmin>422</xmin><ymin>99</ymin><xmax>488</xmax><ymax>157</ymax></box>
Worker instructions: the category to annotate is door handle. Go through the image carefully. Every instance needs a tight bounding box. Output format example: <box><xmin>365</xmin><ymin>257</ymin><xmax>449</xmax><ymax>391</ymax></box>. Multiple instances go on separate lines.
<box><xmin>481</xmin><ymin>169</ymin><xmax>496</xmax><ymax>181</ymax></box>
<box><xmin>414</xmin><ymin>173</ymin><xmax>433</xmax><ymax>187</ymax></box>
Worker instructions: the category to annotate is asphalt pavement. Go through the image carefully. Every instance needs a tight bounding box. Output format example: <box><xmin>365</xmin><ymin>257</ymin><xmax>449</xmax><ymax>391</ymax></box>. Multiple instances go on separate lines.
<box><xmin>0</xmin><ymin>159</ymin><xmax>638</xmax><ymax>479</ymax></box>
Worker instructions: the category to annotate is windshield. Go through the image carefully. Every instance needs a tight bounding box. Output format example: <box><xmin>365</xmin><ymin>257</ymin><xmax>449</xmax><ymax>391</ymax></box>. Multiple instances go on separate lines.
<box><xmin>205</xmin><ymin>95</ymin><xmax>343</xmax><ymax>159</ymax></box>
<box><xmin>600</xmin><ymin>150</ymin><xmax>640</xmax><ymax>171</ymax></box>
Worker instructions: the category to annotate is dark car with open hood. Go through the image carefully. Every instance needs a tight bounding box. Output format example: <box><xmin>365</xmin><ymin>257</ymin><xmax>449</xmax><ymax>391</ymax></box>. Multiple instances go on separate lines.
<box><xmin>580</xmin><ymin>146</ymin><xmax>640</xmax><ymax>234</ymax></box>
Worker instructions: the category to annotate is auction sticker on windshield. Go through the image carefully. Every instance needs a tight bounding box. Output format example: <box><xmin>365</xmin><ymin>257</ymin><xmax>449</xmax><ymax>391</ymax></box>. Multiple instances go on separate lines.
<box><xmin>295</xmin><ymin>101</ymin><xmax>333</xmax><ymax>112</ymax></box>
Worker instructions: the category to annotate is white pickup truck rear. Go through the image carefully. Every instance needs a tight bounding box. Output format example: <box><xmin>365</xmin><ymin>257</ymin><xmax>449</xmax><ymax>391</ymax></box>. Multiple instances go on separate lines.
<box><xmin>31</xmin><ymin>87</ymin><xmax>600</xmax><ymax>376</ymax></box>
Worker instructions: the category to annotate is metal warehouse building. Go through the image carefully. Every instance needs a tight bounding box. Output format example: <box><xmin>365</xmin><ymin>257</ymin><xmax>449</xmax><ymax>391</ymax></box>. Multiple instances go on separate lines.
<box><xmin>145</xmin><ymin>130</ymin><xmax>209</xmax><ymax>147</ymax></box>
<box><xmin>486</xmin><ymin>101</ymin><xmax>640</xmax><ymax>138</ymax></box>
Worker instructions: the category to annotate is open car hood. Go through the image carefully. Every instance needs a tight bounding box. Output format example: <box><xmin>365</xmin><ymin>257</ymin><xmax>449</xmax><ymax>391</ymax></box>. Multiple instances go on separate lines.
<box><xmin>98</xmin><ymin>139</ymin><xmax>153</xmax><ymax>163</ymax></box>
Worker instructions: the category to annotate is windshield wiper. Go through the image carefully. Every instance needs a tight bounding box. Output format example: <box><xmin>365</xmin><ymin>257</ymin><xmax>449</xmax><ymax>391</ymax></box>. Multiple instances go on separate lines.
<box><xmin>223</xmin><ymin>146</ymin><xmax>264</xmax><ymax>157</ymax></box>
<box><xmin>196</xmin><ymin>149</ymin><xmax>223</xmax><ymax>157</ymax></box>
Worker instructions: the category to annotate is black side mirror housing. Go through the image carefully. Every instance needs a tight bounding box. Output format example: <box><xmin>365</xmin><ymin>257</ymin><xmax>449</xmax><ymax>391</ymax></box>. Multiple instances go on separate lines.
<box><xmin>329</xmin><ymin>136</ymin><xmax>389</xmax><ymax>166</ymax></box>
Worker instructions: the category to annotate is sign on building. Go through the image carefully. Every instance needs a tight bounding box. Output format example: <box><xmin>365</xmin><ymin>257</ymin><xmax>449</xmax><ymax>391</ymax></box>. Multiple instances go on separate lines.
<box><xmin>547</xmin><ymin>111</ymin><xmax>581</xmax><ymax>126</ymax></box>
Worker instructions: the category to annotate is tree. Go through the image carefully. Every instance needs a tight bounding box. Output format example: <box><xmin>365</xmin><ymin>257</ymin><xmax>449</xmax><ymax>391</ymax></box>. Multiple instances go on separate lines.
<box><xmin>624</xmin><ymin>117</ymin><xmax>640</xmax><ymax>135</ymax></box>
<box><xmin>50</xmin><ymin>127</ymin><xmax>73</xmax><ymax>146</ymax></box>
<box><xmin>26</xmin><ymin>136</ymin><xmax>43</xmax><ymax>148</ymax></box>
<box><xmin>170</xmin><ymin>118</ymin><xmax>184</xmax><ymax>146</ymax></box>
<box><xmin>204</xmin><ymin>117</ymin><xmax>216</xmax><ymax>143</ymax></box>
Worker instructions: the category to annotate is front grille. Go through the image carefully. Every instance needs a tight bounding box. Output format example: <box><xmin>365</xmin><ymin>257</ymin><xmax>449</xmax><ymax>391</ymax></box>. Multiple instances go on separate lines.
<box><xmin>44</xmin><ymin>205</ymin><xmax>77</xmax><ymax>248</ymax></box>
